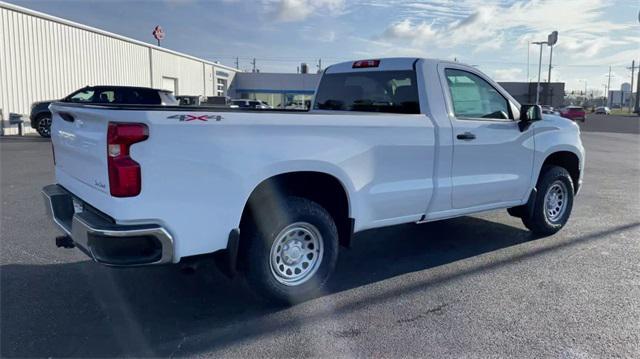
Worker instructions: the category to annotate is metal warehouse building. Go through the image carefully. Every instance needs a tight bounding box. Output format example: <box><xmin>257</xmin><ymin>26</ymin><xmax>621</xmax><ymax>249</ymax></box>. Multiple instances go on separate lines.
<box><xmin>0</xmin><ymin>1</ymin><xmax>238</xmax><ymax>134</ymax></box>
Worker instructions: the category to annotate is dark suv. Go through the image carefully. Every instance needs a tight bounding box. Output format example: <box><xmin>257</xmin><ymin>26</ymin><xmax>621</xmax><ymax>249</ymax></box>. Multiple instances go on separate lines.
<box><xmin>30</xmin><ymin>86</ymin><xmax>178</xmax><ymax>137</ymax></box>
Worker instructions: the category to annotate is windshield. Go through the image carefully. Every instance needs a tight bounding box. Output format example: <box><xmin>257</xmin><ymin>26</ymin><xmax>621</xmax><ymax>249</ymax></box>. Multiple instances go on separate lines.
<box><xmin>67</xmin><ymin>89</ymin><xmax>95</xmax><ymax>103</ymax></box>
<box><xmin>314</xmin><ymin>70</ymin><xmax>420</xmax><ymax>114</ymax></box>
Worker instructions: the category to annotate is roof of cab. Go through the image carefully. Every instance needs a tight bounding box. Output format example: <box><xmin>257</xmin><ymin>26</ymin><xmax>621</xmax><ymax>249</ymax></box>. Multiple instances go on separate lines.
<box><xmin>324</xmin><ymin>57</ymin><xmax>465</xmax><ymax>74</ymax></box>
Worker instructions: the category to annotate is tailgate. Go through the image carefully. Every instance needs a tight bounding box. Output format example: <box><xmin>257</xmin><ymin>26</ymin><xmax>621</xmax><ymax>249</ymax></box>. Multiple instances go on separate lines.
<box><xmin>50</xmin><ymin>104</ymin><xmax>110</xmax><ymax>194</ymax></box>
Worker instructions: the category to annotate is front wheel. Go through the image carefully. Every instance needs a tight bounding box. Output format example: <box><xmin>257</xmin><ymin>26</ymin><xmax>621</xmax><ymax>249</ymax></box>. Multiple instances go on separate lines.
<box><xmin>522</xmin><ymin>166</ymin><xmax>575</xmax><ymax>236</ymax></box>
<box><xmin>242</xmin><ymin>196</ymin><xmax>339</xmax><ymax>304</ymax></box>
<box><xmin>35</xmin><ymin>115</ymin><xmax>52</xmax><ymax>138</ymax></box>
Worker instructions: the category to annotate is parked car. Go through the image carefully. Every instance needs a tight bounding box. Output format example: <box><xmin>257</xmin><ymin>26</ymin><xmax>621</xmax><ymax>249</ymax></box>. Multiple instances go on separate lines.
<box><xmin>559</xmin><ymin>106</ymin><xmax>586</xmax><ymax>122</ymax></box>
<box><xmin>30</xmin><ymin>86</ymin><xmax>178</xmax><ymax>137</ymax></box>
<box><xmin>176</xmin><ymin>95</ymin><xmax>206</xmax><ymax>106</ymax></box>
<box><xmin>230</xmin><ymin>99</ymin><xmax>271</xmax><ymax>109</ymax></box>
<box><xmin>202</xmin><ymin>96</ymin><xmax>231</xmax><ymax>106</ymax></box>
<box><xmin>541</xmin><ymin>105</ymin><xmax>560</xmax><ymax>116</ymax></box>
<box><xmin>594</xmin><ymin>106</ymin><xmax>611</xmax><ymax>115</ymax></box>
<box><xmin>43</xmin><ymin>58</ymin><xmax>584</xmax><ymax>304</ymax></box>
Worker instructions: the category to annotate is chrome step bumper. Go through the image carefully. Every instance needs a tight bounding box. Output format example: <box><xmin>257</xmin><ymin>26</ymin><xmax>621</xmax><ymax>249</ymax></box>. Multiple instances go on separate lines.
<box><xmin>42</xmin><ymin>184</ymin><xmax>174</xmax><ymax>266</ymax></box>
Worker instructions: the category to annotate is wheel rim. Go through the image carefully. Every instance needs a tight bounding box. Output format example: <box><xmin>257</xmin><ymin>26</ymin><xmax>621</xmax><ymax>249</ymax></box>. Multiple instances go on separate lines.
<box><xmin>38</xmin><ymin>117</ymin><xmax>51</xmax><ymax>136</ymax></box>
<box><xmin>544</xmin><ymin>180</ymin><xmax>568</xmax><ymax>222</ymax></box>
<box><xmin>269</xmin><ymin>222</ymin><xmax>323</xmax><ymax>286</ymax></box>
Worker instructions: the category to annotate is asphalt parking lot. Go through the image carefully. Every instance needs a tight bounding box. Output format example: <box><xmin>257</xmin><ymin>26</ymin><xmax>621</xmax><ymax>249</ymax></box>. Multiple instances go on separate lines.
<box><xmin>1</xmin><ymin>114</ymin><xmax>639</xmax><ymax>358</ymax></box>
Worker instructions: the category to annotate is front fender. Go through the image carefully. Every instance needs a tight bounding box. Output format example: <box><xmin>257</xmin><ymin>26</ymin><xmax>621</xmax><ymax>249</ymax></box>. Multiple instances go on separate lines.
<box><xmin>531</xmin><ymin>117</ymin><xmax>585</xmax><ymax>190</ymax></box>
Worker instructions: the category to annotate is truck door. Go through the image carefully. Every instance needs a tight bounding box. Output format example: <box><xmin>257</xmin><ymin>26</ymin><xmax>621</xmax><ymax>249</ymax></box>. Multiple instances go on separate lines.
<box><xmin>442</xmin><ymin>67</ymin><xmax>534</xmax><ymax>209</ymax></box>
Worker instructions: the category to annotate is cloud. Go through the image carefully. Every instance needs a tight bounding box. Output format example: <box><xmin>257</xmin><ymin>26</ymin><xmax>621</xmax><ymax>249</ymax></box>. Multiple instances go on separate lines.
<box><xmin>319</xmin><ymin>31</ymin><xmax>336</xmax><ymax>43</ymax></box>
<box><xmin>379</xmin><ymin>0</ymin><xmax>635</xmax><ymax>55</ymax></box>
<box><xmin>268</xmin><ymin>0</ymin><xmax>345</xmax><ymax>22</ymax></box>
<box><xmin>493</xmin><ymin>68</ymin><xmax>524</xmax><ymax>81</ymax></box>
<box><xmin>382</xmin><ymin>19</ymin><xmax>437</xmax><ymax>44</ymax></box>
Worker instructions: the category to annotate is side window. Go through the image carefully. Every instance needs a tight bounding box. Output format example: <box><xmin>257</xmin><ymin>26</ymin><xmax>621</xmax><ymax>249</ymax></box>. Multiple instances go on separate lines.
<box><xmin>95</xmin><ymin>89</ymin><xmax>115</xmax><ymax>103</ymax></box>
<box><xmin>445</xmin><ymin>69</ymin><xmax>511</xmax><ymax>120</ymax></box>
<box><xmin>67</xmin><ymin>89</ymin><xmax>95</xmax><ymax>103</ymax></box>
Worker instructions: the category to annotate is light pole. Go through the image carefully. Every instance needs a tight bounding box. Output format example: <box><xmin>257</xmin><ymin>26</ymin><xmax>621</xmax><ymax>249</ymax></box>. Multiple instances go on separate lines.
<box><xmin>547</xmin><ymin>31</ymin><xmax>558</xmax><ymax>84</ymax></box>
<box><xmin>526</xmin><ymin>42</ymin><xmax>530</xmax><ymax>82</ymax></box>
<box><xmin>578</xmin><ymin>79</ymin><xmax>588</xmax><ymax>106</ymax></box>
<box><xmin>532</xmin><ymin>41</ymin><xmax>547</xmax><ymax>105</ymax></box>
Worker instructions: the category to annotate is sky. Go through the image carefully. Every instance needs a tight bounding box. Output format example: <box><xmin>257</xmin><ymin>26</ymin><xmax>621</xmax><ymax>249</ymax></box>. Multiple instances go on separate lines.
<box><xmin>7</xmin><ymin>0</ymin><xmax>640</xmax><ymax>94</ymax></box>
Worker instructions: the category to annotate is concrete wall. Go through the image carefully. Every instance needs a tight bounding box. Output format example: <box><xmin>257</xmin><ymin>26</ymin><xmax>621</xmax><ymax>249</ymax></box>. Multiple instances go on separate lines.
<box><xmin>0</xmin><ymin>2</ymin><xmax>237</xmax><ymax>134</ymax></box>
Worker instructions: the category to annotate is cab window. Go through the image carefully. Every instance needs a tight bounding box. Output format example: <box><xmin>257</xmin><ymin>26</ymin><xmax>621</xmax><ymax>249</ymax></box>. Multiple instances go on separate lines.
<box><xmin>314</xmin><ymin>70</ymin><xmax>420</xmax><ymax>114</ymax></box>
<box><xmin>67</xmin><ymin>89</ymin><xmax>95</xmax><ymax>103</ymax></box>
<box><xmin>445</xmin><ymin>69</ymin><xmax>511</xmax><ymax>120</ymax></box>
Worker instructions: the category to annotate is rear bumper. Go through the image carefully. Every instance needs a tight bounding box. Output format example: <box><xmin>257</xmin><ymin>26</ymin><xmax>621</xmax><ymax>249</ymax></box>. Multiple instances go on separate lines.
<box><xmin>42</xmin><ymin>184</ymin><xmax>174</xmax><ymax>266</ymax></box>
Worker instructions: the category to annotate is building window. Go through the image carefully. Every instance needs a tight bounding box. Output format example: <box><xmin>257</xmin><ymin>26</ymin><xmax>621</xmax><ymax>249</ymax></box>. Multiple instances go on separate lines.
<box><xmin>284</xmin><ymin>94</ymin><xmax>312</xmax><ymax>110</ymax></box>
<box><xmin>216</xmin><ymin>79</ymin><xmax>227</xmax><ymax>96</ymax></box>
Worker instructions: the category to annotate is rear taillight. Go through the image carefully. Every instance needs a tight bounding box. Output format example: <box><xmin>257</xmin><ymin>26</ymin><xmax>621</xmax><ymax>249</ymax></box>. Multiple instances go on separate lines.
<box><xmin>107</xmin><ymin>122</ymin><xmax>148</xmax><ymax>197</ymax></box>
<box><xmin>352</xmin><ymin>59</ymin><xmax>380</xmax><ymax>68</ymax></box>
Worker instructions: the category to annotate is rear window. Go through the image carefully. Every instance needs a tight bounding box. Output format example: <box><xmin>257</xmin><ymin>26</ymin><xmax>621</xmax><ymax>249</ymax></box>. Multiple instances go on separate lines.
<box><xmin>314</xmin><ymin>70</ymin><xmax>420</xmax><ymax>114</ymax></box>
<box><xmin>121</xmin><ymin>88</ymin><xmax>162</xmax><ymax>105</ymax></box>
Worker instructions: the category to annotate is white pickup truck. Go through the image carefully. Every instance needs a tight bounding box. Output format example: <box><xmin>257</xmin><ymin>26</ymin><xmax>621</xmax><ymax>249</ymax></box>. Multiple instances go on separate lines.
<box><xmin>43</xmin><ymin>58</ymin><xmax>584</xmax><ymax>303</ymax></box>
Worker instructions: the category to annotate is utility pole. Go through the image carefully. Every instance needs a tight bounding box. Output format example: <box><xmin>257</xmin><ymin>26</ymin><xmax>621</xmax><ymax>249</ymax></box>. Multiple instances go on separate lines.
<box><xmin>317</xmin><ymin>58</ymin><xmax>322</xmax><ymax>73</ymax></box>
<box><xmin>235</xmin><ymin>57</ymin><xmax>239</xmax><ymax>70</ymax></box>
<box><xmin>636</xmin><ymin>61</ymin><xmax>640</xmax><ymax>114</ymax></box>
<box><xmin>546</xmin><ymin>31</ymin><xmax>558</xmax><ymax>106</ymax></box>
<box><xmin>628</xmin><ymin>60</ymin><xmax>635</xmax><ymax>113</ymax></box>
<box><xmin>251</xmin><ymin>58</ymin><xmax>256</xmax><ymax>73</ymax></box>
<box><xmin>526</xmin><ymin>42</ymin><xmax>530</xmax><ymax>82</ymax></box>
<box><xmin>606</xmin><ymin>66</ymin><xmax>612</xmax><ymax>107</ymax></box>
<box><xmin>533</xmin><ymin>41</ymin><xmax>546</xmax><ymax>105</ymax></box>
<box><xmin>547</xmin><ymin>45</ymin><xmax>554</xmax><ymax>83</ymax></box>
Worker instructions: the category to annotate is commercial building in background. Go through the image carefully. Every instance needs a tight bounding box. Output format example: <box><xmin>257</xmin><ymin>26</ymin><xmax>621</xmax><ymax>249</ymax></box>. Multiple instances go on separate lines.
<box><xmin>498</xmin><ymin>82</ymin><xmax>565</xmax><ymax>108</ymax></box>
<box><xmin>230</xmin><ymin>75</ymin><xmax>566</xmax><ymax>110</ymax></box>
<box><xmin>228</xmin><ymin>73</ymin><xmax>321</xmax><ymax>109</ymax></box>
<box><xmin>608</xmin><ymin>83</ymin><xmax>633</xmax><ymax>108</ymax></box>
<box><xmin>1</xmin><ymin>1</ymin><xmax>572</xmax><ymax>135</ymax></box>
<box><xmin>0</xmin><ymin>2</ymin><xmax>238</xmax><ymax>134</ymax></box>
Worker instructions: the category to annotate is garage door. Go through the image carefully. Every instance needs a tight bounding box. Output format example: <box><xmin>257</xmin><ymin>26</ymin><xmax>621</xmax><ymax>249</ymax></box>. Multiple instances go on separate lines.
<box><xmin>161</xmin><ymin>77</ymin><xmax>178</xmax><ymax>95</ymax></box>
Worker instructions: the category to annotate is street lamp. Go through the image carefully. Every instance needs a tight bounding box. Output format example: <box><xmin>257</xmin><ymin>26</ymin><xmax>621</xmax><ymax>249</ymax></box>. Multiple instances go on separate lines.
<box><xmin>532</xmin><ymin>41</ymin><xmax>547</xmax><ymax>105</ymax></box>
<box><xmin>578</xmin><ymin>79</ymin><xmax>588</xmax><ymax>106</ymax></box>
<box><xmin>578</xmin><ymin>79</ymin><xmax>587</xmax><ymax>96</ymax></box>
<box><xmin>547</xmin><ymin>31</ymin><xmax>558</xmax><ymax>84</ymax></box>
<box><xmin>532</xmin><ymin>31</ymin><xmax>559</xmax><ymax>105</ymax></box>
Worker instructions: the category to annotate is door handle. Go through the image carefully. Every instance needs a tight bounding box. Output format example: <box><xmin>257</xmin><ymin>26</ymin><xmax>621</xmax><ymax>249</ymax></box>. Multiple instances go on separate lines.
<box><xmin>456</xmin><ymin>132</ymin><xmax>476</xmax><ymax>140</ymax></box>
<box><xmin>59</xmin><ymin>113</ymin><xmax>75</xmax><ymax>122</ymax></box>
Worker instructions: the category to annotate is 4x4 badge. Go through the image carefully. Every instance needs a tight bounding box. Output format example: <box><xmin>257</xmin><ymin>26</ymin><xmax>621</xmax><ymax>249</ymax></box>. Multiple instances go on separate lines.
<box><xmin>167</xmin><ymin>114</ymin><xmax>222</xmax><ymax>122</ymax></box>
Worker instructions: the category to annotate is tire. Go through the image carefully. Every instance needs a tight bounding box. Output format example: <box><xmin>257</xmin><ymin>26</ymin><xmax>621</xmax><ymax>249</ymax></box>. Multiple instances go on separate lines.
<box><xmin>35</xmin><ymin>114</ymin><xmax>52</xmax><ymax>138</ymax></box>
<box><xmin>241</xmin><ymin>196</ymin><xmax>339</xmax><ymax>304</ymax></box>
<box><xmin>522</xmin><ymin>166</ymin><xmax>574</xmax><ymax>236</ymax></box>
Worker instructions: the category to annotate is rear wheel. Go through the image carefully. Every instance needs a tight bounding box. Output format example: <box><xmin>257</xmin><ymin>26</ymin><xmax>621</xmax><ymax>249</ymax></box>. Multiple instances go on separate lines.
<box><xmin>242</xmin><ymin>196</ymin><xmax>339</xmax><ymax>304</ymax></box>
<box><xmin>522</xmin><ymin>166</ymin><xmax>574</xmax><ymax>236</ymax></box>
<box><xmin>35</xmin><ymin>115</ymin><xmax>52</xmax><ymax>138</ymax></box>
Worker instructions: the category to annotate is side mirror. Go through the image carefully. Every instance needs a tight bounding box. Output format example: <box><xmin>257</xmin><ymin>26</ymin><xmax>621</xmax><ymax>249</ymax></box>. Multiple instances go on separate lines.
<box><xmin>518</xmin><ymin>104</ymin><xmax>542</xmax><ymax>131</ymax></box>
